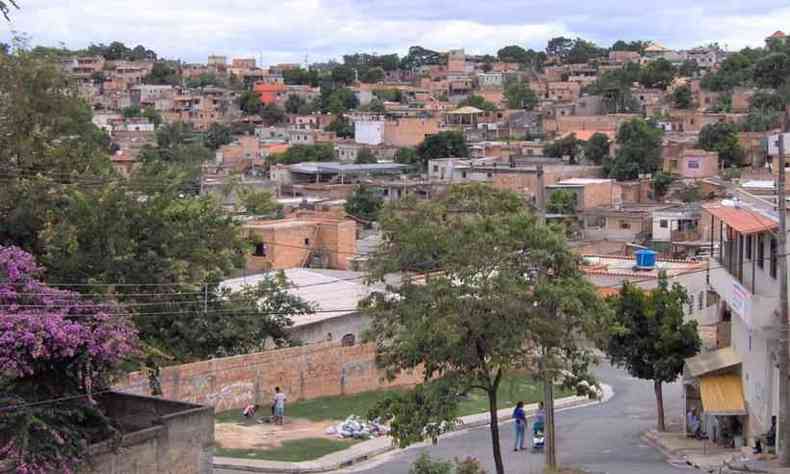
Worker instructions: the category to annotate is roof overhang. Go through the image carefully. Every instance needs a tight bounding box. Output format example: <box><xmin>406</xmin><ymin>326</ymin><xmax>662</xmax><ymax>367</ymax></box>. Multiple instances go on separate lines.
<box><xmin>685</xmin><ymin>347</ymin><xmax>741</xmax><ymax>378</ymax></box>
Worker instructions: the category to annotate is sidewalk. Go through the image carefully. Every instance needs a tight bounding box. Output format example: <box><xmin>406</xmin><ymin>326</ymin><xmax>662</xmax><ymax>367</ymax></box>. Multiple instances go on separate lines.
<box><xmin>642</xmin><ymin>429</ymin><xmax>790</xmax><ymax>474</ymax></box>
<box><xmin>213</xmin><ymin>384</ymin><xmax>613</xmax><ymax>473</ymax></box>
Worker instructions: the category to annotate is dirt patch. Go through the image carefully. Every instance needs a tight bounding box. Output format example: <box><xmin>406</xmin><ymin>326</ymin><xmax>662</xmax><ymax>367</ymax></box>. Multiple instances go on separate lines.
<box><xmin>215</xmin><ymin>418</ymin><xmax>339</xmax><ymax>450</ymax></box>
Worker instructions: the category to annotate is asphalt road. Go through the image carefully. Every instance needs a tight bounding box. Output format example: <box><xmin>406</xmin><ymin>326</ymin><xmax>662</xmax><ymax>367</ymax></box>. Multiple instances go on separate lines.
<box><xmin>336</xmin><ymin>363</ymin><xmax>692</xmax><ymax>474</ymax></box>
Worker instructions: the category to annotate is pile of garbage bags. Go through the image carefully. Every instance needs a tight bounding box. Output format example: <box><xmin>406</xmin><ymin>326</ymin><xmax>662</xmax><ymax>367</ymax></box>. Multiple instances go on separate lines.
<box><xmin>325</xmin><ymin>415</ymin><xmax>389</xmax><ymax>439</ymax></box>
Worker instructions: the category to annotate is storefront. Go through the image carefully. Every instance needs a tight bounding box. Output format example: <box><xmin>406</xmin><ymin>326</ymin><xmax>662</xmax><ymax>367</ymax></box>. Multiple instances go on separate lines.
<box><xmin>684</xmin><ymin>347</ymin><xmax>748</xmax><ymax>449</ymax></box>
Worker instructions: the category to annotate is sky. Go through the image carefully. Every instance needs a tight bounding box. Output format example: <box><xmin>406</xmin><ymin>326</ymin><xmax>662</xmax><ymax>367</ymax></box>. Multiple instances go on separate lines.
<box><xmin>2</xmin><ymin>1</ymin><xmax>790</xmax><ymax>65</ymax></box>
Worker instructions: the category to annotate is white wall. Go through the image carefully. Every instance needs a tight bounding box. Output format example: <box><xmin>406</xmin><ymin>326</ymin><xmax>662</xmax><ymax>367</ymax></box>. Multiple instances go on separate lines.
<box><xmin>354</xmin><ymin>120</ymin><xmax>384</xmax><ymax>146</ymax></box>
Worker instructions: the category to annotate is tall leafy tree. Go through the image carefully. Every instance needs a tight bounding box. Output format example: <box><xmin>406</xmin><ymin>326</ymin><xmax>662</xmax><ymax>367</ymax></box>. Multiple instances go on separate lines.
<box><xmin>144</xmin><ymin>61</ymin><xmax>180</xmax><ymax>86</ymax></box>
<box><xmin>345</xmin><ymin>184</ymin><xmax>383</xmax><ymax>221</ymax></box>
<box><xmin>395</xmin><ymin>147</ymin><xmax>420</xmax><ymax>165</ymax></box>
<box><xmin>583</xmin><ymin>132</ymin><xmax>611</xmax><ymax>165</ymax></box>
<box><xmin>364</xmin><ymin>184</ymin><xmax>608</xmax><ymax>473</ymax></box>
<box><xmin>672</xmin><ymin>85</ymin><xmax>693</xmax><ymax>109</ymax></box>
<box><xmin>544</xmin><ymin>133</ymin><xmax>582</xmax><ymax>163</ymax></box>
<box><xmin>698</xmin><ymin>122</ymin><xmax>744</xmax><ymax>167</ymax></box>
<box><xmin>639</xmin><ymin>58</ymin><xmax>676</xmax><ymax>90</ymax></box>
<box><xmin>416</xmin><ymin>131</ymin><xmax>469</xmax><ymax>169</ymax></box>
<box><xmin>205</xmin><ymin>123</ymin><xmax>233</xmax><ymax>150</ymax></box>
<box><xmin>504</xmin><ymin>80</ymin><xmax>537</xmax><ymax>110</ymax></box>
<box><xmin>605</xmin><ymin>118</ymin><xmax>664</xmax><ymax>180</ymax></box>
<box><xmin>754</xmin><ymin>52</ymin><xmax>790</xmax><ymax>89</ymax></box>
<box><xmin>0</xmin><ymin>43</ymin><xmax>114</xmax><ymax>255</ymax></box>
<box><xmin>546</xmin><ymin>189</ymin><xmax>577</xmax><ymax>214</ymax></box>
<box><xmin>605</xmin><ymin>276</ymin><xmax>701</xmax><ymax>431</ymax></box>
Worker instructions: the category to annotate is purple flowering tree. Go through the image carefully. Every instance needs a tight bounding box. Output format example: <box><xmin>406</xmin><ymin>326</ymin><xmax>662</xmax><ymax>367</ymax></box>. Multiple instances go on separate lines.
<box><xmin>0</xmin><ymin>246</ymin><xmax>138</xmax><ymax>474</ymax></box>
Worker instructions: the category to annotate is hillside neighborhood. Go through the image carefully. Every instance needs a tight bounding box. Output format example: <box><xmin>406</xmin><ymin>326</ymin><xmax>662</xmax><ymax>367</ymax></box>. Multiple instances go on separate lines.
<box><xmin>6</xmin><ymin>2</ymin><xmax>790</xmax><ymax>472</ymax></box>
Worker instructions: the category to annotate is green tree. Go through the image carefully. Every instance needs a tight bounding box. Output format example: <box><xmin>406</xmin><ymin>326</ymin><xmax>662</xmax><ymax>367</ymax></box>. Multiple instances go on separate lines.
<box><xmin>355</xmin><ymin>147</ymin><xmax>378</xmax><ymax>164</ymax></box>
<box><xmin>698</xmin><ymin>122</ymin><xmax>744</xmax><ymax>167</ymax></box>
<box><xmin>204</xmin><ymin>123</ymin><xmax>233</xmax><ymax>150</ymax></box>
<box><xmin>345</xmin><ymin>184</ymin><xmax>383</xmax><ymax>221</ymax></box>
<box><xmin>584</xmin><ymin>63</ymin><xmax>642</xmax><ymax>113</ymax></box>
<box><xmin>504</xmin><ymin>81</ymin><xmax>537</xmax><ymax>110</ymax></box>
<box><xmin>543</xmin><ymin>134</ymin><xmax>582</xmax><ymax>163</ymax></box>
<box><xmin>142</xmin><ymin>106</ymin><xmax>163</xmax><ymax>128</ymax></box>
<box><xmin>639</xmin><ymin>58</ymin><xmax>676</xmax><ymax>90</ymax></box>
<box><xmin>271</xmin><ymin>144</ymin><xmax>336</xmax><ymax>164</ymax></box>
<box><xmin>326</xmin><ymin>115</ymin><xmax>355</xmax><ymax>138</ymax></box>
<box><xmin>331</xmin><ymin>64</ymin><xmax>355</xmax><ymax>85</ymax></box>
<box><xmin>672</xmin><ymin>85</ymin><xmax>693</xmax><ymax>109</ymax></box>
<box><xmin>285</xmin><ymin>94</ymin><xmax>307</xmax><ymax>114</ymax></box>
<box><xmin>652</xmin><ymin>171</ymin><xmax>675</xmax><ymax>199</ymax></box>
<box><xmin>583</xmin><ymin>132</ymin><xmax>611</xmax><ymax>165</ymax></box>
<box><xmin>458</xmin><ymin>95</ymin><xmax>497</xmax><ymax>112</ymax></box>
<box><xmin>364</xmin><ymin>184</ymin><xmax>608</xmax><ymax>473</ymax></box>
<box><xmin>239</xmin><ymin>90</ymin><xmax>262</xmax><ymax>115</ymax></box>
<box><xmin>546</xmin><ymin>189</ymin><xmax>577</xmax><ymax>214</ymax></box>
<box><xmin>239</xmin><ymin>188</ymin><xmax>282</xmax><ymax>216</ymax></box>
<box><xmin>750</xmin><ymin>91</ymin><xmax>785</xmax><ymax>112</ymax></box>
<box><xmin>605</xmin><ymin>119</ymin><xmax>664</xmax><ymax>180</ymax></box>
<box><xmin>605</xmin><ymin>276</ymin><xmax>701</xmax><ymax>431</ymax></box>
<box><xmin>361</xmin><ymin>66</ymin><xmax>385</xmax><ymax>84</ymax></box>
<box><xmin>185</xmin><ymin>73</ymin><xmax>225</xmax><ymax>89</ymax></box>
<box><xmin>122</xmin><ymin>105</ymin><xmax>142</xmax><ymax>118</ymax></box>
<box><xmin>700</xmin><ymin>51</ymin><xmax>757</xmax><ymax>91</ymax></box>
<box><xmin>362</xmin><ymin>98</ymin><xmax>387</xmax><ymax>113</ymax></box>
<box><xmin>741</xmin><ymin>110</ymin><xmax>781</xmax><ymax>132</ymax></box>
<box><xmin>497</xmin><ymin>45</ymin><xmax>529</xmax><ymax>63</ymax></box>
<box><xmin>145</xmin><ymin>61</ymin><xmax>180</xmax><ymax>86</ymax></box>
<box><xmin>416</xmin><ymin>131</ymin><xmax>469</xmax><ymax>168</ymax></box>
<box><xmin>754</xmin><ymin>52</ymin><xmax>790</xmax><ymax>89</ymax></box>
<box><xmin>546</xmin><ymin>37</ymin><xmax>574</xmax><ymax>60</ymax></box>
<box><xmin>395</xmin><ymin>147</ymin><xmax>420</xmax><ymax>165</ymax></box>
<box><xmin>261</xmin><ymin>103</ymin><xmax>287</xmax><ymax>126</ymax></box>
<box><xmin>0</xmin><ymin>44</ymin><xmax>114</xmax><ymax>256</ymax></box>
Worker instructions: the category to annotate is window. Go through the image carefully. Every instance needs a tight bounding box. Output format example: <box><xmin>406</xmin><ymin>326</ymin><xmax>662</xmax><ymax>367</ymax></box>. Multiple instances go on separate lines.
<box><xmin>771</xmin><ymin>237</ymin><xmax>778</xmax><ymax>279</ymax></box>
<box><xmin>461</xmin><ymin>171</ymin><xmax>467</xmax><ymax>179</ymax></box>
<box><xmin>304</xmin><ymin>238</ymin><xmax>311</xmax><ymax>246</ymax></box>
<box><xmin>660</xmin><ymin>220</ymin><xmax>668</xmax><ymax>229</ymax></box>
<box><xmin>487</xmin><ymin>173</ymin><xmax>493</xmax><ymax>178</ymax></box>
<box><xmin>746</xmin><ymin>235</ymin><xmax>753</xmax><ymax>260</ymax></box>
<box><xmin>254</xmin><ymin>243</ymin><xmax>266</xmax><ymax>257</ymax></box>
<box><xmin>433</xmin><ymin>165</ymin><xmax>439</xmax><ymax>173</ymax></box>
<box><xmin>620</xmin><ymin>221</ymin><xmax>631</xmax><ymax>229</ymax></box>
<box><xmin>688</xmin><ymin>294</ymin><xmax>695</xmax><ymax>314</ymax></box>
<box><xmin>699</xmin><ymin>291</ymin><xmax>704</xmax><ymax>311</ymax></box>
<box><xmin>341</xmin><ymin>333</ymin><xmax>356</xmax><ymax>347</ymax></box>
<box><xmin>758</xmin><ymin>234</ymin><xmax>765</xmax><ymax>269</ymax></box>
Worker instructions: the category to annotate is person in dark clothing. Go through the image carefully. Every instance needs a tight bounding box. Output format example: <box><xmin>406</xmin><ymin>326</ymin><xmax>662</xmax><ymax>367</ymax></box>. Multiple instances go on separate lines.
<box><xmin>513</xmin><ymin>401</ymin><xmax>527</xmax><ymax>451</ymax></box>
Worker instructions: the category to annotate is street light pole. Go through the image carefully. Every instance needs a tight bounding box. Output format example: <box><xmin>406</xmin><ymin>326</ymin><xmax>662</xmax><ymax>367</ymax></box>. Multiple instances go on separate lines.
<box><xmin>778</xmin><ymin>114</ymin><xmax>790</xmax><ymax>466</ymax></box>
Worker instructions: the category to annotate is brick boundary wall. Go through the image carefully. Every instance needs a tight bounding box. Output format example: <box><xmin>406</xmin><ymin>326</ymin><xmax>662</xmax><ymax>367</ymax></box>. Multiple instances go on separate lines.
<box><xmin>114</xmin><ymin>342</ymin><xmax>422</xmax><ymax>413</ymax></box>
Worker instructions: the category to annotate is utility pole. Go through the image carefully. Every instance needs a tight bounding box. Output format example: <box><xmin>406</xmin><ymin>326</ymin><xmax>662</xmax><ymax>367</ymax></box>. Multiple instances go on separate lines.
<box><xmin>536</xmin><ymin>164</ymin><xmax>545</xmax><ymax>225</ymax></box>
<box><xmin>779</xmin><ymin>112</ymin><xmax>790</xmax><ymax>466</ymax></box>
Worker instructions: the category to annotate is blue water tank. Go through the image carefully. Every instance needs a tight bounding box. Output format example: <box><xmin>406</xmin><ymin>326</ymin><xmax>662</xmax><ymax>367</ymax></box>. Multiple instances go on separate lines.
<box><xmin>635</xmin><ymin>249</ymin><xmax>657</xmax><ymax>270</ymax></box>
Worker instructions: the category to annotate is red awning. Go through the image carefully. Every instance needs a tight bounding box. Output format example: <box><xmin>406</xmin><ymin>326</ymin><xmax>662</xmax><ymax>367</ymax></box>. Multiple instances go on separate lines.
<box><xmin>703</xmin><ymin>203</ymin><xmax>777</xmax><ymax>235</ymax></box>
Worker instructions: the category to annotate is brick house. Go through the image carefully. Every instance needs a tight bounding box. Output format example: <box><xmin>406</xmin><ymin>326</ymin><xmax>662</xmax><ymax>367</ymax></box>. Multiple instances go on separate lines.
<box><xmin>664</xmin><ymin>148</ymin><xmax>719</xmax><ymax>178</ymax></box>
<box><xmin>244</xmin><ymin>211</ymin><xmax>357</xmax><ymax>272</ymax></box>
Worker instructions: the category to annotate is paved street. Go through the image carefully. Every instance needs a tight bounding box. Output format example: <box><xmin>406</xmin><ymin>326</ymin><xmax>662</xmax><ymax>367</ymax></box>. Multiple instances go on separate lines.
<box><xmin>335</xmin><ymin>363</ymin><xmax>692</xmax><ymax>474</ymax></box>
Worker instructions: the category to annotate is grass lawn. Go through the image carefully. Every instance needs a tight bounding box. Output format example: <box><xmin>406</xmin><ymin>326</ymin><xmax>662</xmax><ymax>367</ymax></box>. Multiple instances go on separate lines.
<box><xmin>216</xmin><ymin>373</ymin><xmax>575</xmax><ymax>424</ymax></box>
<box><xmin>215</xmin><ymin>438</ymin><xmax>359</xmax><ymax>462</ymax></box>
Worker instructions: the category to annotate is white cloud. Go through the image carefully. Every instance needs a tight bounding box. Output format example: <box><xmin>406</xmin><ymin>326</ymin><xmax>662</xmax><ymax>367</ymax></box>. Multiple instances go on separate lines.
<box><xmin>1</xmin><ymin>1</ymin><xmax>789</xmax><ymax>63</ymax></box>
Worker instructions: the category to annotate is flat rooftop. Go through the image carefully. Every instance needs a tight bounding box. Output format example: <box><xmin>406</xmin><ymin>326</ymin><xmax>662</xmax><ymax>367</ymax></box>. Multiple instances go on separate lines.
<box><xmin>221</xmin><ymin>269</ymin><xmax>380</xmax><ymax>327</ymax></box>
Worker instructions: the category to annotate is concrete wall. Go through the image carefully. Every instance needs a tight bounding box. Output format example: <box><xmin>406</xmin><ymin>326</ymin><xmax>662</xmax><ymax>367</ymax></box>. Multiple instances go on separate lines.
<box><xmin>115</xmin><ymin>342</ymin><xmax>423</xmax><ymax>413</ymax></box>
<box><xmin>79</xmin><ymin>393</ymin><xmax>214</xmax><ymax>474</ymax></box>
<box><xmin>354</xmin><ymin>119</ymin><xmax>384</xmax><ymax>145</ymax></box>
<box><xmin>290</xmin><ymin>311</ymin><xmax>370</xmax><ymax>345</ymax></box>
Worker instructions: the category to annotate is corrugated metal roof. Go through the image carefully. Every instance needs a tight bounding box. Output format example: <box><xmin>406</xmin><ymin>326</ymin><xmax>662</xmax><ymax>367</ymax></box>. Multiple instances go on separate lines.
<box><xmin>699</xmin><ymin>373</ymin><xmax>746</xmax><ymax>415</ymax></box>
<box><xmin>685</xmin><ymin>347</ymin><xmax>741</xmax><ymax>378</ymax></box>
<box><xmin>703</xmin><ymin>203</ymin><xmax>777</xmax><ymax>235</ymax></box>
<box><xmin>289</xmin><ymin>162</ymin><xmax>408</xmax><ymax>174</ymax></box>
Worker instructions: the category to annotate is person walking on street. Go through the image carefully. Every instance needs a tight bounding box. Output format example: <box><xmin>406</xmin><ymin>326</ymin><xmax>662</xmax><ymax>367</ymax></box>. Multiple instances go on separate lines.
<box><xmin>513</xmin><ymin>401</ymin><xmax>527</xmax><ymax>451</ymax></box>
<box><xmin>273</xmin><ymin>386</ymin><xmax>287</xmax><ymax>425</ymax></box>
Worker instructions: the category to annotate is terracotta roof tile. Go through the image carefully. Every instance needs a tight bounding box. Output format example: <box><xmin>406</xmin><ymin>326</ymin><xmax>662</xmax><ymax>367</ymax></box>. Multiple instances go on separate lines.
<box><xmin>702</xmin><ymin>203</ymin><xmax>777</xmax><ymax>234</ymax></box>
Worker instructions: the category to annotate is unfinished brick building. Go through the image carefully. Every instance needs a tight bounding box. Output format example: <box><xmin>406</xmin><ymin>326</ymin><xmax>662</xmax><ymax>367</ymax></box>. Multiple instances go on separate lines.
<box><xmin>244</xmin><ymin>211</ymin><xmax>357</xmax><ymax>272</ymax></box>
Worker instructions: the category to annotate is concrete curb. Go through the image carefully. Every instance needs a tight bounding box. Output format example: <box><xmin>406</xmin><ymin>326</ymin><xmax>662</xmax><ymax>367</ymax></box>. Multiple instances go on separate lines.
<box><xmin>214</xmin><ymin>384</ymin><xmax>613</xmax><ymax>473</ymax></box>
